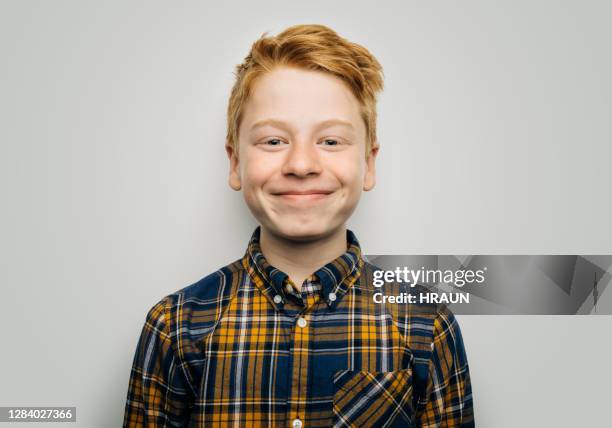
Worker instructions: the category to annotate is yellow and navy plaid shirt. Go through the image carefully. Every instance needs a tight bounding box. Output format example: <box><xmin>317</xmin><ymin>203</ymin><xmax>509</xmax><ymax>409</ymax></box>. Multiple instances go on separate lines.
<box><xmin>124</xmin><ymin>226</ymin><xmax>474</xmax><ymax>427</ymax></box>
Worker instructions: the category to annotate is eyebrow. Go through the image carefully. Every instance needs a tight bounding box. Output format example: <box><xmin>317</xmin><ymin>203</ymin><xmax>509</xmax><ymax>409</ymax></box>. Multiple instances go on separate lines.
<box><xmin>249</xmin><ymin>118</ymin><xmax>355</xmax><ymax>132</ymax></box>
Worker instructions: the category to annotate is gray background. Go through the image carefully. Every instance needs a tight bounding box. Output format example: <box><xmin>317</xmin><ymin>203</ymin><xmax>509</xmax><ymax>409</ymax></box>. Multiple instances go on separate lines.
<box><xmin>1</xmin><ymin>1</ymin><xmax>611</xmax><ymax>426</ymax></box>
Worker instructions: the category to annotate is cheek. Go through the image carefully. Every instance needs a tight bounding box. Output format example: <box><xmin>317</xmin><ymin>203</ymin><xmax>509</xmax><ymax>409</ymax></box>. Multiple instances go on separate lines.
<box><xmin>241</xmin><ymin>166</ymin><xmax>267</xmax><ymax>213</ymax></box>
<box><xmin>242</xmin><ymin>167</ymin><xmax>267</xmax><ymax>189</ymax></box>
<box><xmin>241</xmin><ymin>154</ymin><xmax>277</xmax><ymax>190</ymax></box>
<box><xmin>331</xmin><ymin>155</ymin><xmax>366</xmax><ymax>191</ymax></box>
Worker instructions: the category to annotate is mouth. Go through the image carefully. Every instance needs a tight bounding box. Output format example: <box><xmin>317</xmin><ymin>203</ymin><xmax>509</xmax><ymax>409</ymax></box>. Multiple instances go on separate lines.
<box><xmin>272</xmin><ymin>190</ymin><xmax>334</xmax><ymax>202</ymax></box>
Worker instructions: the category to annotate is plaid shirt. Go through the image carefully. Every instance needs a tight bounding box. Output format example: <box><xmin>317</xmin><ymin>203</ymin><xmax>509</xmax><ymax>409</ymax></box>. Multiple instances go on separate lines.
<box><xmin>124</xmin><ymin>226</ymin><xmax>474</xmax><ymax>427</ymax></box>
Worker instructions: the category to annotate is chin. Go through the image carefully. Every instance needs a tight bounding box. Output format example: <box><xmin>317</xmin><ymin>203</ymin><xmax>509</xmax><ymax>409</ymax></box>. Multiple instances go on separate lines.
<box><xmin>271</xmin><ymin>221</ymin><xmax>336</xmax><ymax>243</ymax></box>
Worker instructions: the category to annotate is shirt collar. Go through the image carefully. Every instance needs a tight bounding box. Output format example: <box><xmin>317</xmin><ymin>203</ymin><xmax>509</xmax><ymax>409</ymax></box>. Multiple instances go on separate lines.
<box><xmin>242</xmin><ymin>225</ymin><xmax>363</xmax><ymax>311</ymax></box>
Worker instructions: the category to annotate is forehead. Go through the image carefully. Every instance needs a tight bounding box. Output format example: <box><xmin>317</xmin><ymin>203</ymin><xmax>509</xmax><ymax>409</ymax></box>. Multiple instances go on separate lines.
<box><xmin>240</xmin><ymin>66</ymin><xmax>364</xmax><ymax>132</ymax></box>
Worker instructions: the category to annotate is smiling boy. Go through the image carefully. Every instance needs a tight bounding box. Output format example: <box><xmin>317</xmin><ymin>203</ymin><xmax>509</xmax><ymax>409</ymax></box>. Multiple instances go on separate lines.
<box><xmin>124</xmin><ymin>24</ymin><xmax>474</xmax><ymax>427</ymax></box>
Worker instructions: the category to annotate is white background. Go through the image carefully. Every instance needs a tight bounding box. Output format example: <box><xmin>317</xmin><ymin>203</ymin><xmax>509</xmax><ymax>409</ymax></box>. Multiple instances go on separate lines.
<box><xmin>2</xmin><ymin>1</ymin><xmax>611</xmax><ymax>426</ymax></box>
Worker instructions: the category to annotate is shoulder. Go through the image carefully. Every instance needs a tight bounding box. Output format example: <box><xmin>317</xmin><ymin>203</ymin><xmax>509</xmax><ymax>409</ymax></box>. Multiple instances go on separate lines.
<box><xmin>146</xmin><ymin>258</ymin><xmax>246</xmax><ymax>343</ymax></box>
<box><xmin>175</xmin><ymin>257</ymin><xmax>245</xmax><ymax>302</ymax></box>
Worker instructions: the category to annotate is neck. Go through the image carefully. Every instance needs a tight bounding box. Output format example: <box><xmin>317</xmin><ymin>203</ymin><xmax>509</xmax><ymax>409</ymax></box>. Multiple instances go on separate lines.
<box><xmin>259</xmin><ymin>225</ymin><xmax>348</xmax><ymax>289</ymax></box>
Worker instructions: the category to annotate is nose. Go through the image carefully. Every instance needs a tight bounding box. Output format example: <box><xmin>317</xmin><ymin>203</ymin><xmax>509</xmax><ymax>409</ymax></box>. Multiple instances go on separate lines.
<box><xmin>280</xmin><ymin>140</ymin><xmax>323</xmax><ymax>177</ymax></box>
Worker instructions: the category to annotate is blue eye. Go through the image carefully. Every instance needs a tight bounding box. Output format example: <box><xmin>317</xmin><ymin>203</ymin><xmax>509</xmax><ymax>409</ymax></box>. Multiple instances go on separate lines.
<box><xmin>260</xmin><ymin>138</ymin><xmax>284</xmax><ymax>147</ymax></box>
<box><xmin>321</xmin><ymin>139</ymin><xmax>339</xmax><ymax>146</ymax></box>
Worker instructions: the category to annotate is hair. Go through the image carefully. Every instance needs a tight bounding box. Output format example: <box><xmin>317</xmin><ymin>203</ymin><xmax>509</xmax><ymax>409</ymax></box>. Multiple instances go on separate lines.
<box><xmin>226</xmin><ymin>24</ymin><xmax>384</xmax><ymax>155</ymax></box>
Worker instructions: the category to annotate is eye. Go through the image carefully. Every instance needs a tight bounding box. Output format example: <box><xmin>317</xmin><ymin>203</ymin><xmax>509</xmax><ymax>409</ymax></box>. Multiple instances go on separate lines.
<box><xmin>320</xmin><ymin>138</ymin><xmax>340</xmax><ymax>146</ymax></box>
<box><xmin>264</xmin><ymin>138</ymin><xmax>284</xmax><ymax>146</ymax></box>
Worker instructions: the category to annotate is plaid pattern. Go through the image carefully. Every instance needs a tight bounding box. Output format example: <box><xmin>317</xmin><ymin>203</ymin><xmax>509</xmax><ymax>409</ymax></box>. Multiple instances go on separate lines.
<box><xmin>124</xmin><ymin>226</ymin><xmax>474</xmax><ymax>427</ymax></box>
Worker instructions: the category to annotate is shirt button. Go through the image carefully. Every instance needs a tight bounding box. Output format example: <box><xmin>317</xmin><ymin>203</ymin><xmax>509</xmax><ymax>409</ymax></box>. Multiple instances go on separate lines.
<box><xmin>273</xmin><ymin>294</ymin><xmax>282</xmax><ymax>304</ymax></box>
<box><xmin>297</xmin><ymin>317</ymin><xmax>307</xmax><ymax>328</ymax></box>
<box><xmin>292</xmin><ymin>418</ymin><xmax>303</xmax><ymax>428</ymax></box>
<box><xmin>328</xmin><ymin>292</ymin><xmax>337</xmax><ymax>302</ymax></box>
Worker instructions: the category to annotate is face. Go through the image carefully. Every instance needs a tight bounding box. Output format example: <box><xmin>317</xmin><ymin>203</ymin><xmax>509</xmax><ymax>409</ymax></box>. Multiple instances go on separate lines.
<box><xmin>226</xmin><ymin>66</ymin><xmax>378</xmax><ymax>242</ymax></box>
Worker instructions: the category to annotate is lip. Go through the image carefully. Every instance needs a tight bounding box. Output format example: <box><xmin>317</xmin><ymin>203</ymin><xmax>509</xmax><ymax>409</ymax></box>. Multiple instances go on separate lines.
<box><xmin>275</xmin><ymin>190</ymin><xmax>333</xmax><ymax>195</ymax></box>
<box><xmin>272</xmin><ymin>190</ymin><xmax>334</xmax><ymax>202</ymax></box>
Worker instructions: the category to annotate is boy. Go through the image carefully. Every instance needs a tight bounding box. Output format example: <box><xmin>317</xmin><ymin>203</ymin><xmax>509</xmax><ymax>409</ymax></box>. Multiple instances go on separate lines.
<box><xmin>124</xmin><ymin>24</ymin><xmax>474</xmax><ymax>427</ymax></box>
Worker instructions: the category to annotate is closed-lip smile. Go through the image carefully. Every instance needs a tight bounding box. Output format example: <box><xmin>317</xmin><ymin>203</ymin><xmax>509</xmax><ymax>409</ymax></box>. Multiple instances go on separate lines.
<box><xmin>272</xmin><ymin>189</ymin><xmax>334</xmax><ymax>201</ymax></box>
<box><xmin>276</xmin><ymin>190</ymin><xmax>332</xmax><ymax>195</ymax></box>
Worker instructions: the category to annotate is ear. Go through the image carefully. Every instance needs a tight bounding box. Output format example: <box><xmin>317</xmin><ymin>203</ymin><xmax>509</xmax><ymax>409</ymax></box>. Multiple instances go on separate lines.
<box><xmin>226</xmin><ymin>143</ymin><xmax>242</xmax><ymax>191</ymax></box>
<box><xmin>363</xmin><ymin>142</ymin><xmax>379</xmax><ymax>191</ymax></box>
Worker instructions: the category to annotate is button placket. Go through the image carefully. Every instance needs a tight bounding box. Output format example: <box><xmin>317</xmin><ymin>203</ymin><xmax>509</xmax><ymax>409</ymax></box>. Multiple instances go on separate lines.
<box><xmin>284</xmin><ymin>277</ymin><xmax>322</xmax><ymax>427</ymax></box>
<box><xmin>288</xmin><ymin>311</ymin><xmax>310</xmax><ymax>427</ymax></box>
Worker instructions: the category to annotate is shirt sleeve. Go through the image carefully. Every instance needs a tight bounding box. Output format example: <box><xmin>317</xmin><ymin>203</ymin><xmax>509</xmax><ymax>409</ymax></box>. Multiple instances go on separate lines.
<box><xmin>415</xmin><ymin>305</ymin><xmax>475</xmax><ymax>427</ymax></box>
<box><xmin>123</xmin><ymin>298</ymin><xmax>194</xmax><ymax>427</ymax></box>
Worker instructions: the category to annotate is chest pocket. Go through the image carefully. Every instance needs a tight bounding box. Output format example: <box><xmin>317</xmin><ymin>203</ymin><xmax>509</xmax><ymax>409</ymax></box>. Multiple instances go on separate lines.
<box><xmin>331</xmin><ymin>369</ymin><xmax>415</xmax><ymax>428</ymax></box>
